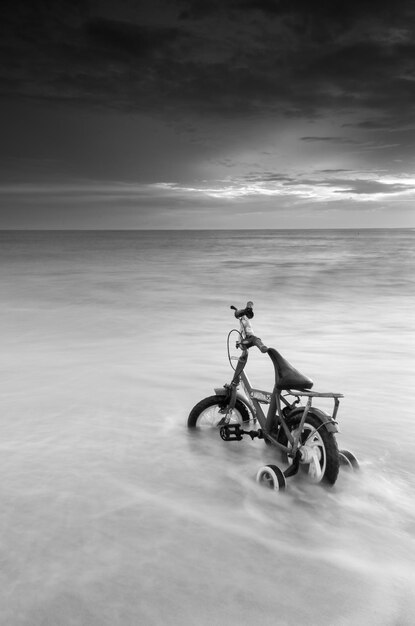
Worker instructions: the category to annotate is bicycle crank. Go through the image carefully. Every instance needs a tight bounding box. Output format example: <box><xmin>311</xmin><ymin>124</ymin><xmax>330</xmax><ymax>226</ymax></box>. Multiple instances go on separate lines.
<box><xmin>220</xmin><ymin>424</ymin><xmax>264</xmax><ymax>442</ymax></box>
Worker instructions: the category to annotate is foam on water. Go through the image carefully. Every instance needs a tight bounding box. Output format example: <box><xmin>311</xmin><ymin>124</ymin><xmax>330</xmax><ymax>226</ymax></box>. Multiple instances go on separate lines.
<box><xmin>0</xmin><ymin>229</ymin><xmax>414</xmax><ymax>625</ymax></box>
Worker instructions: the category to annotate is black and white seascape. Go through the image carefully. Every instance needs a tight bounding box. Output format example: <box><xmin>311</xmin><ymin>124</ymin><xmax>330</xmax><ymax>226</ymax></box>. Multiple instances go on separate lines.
<box><xmin>2</xmin><ymin>0</ymin><xmax>415</xmax><ymax>624</ymax></box>
<box><xmin>1</xmin><ymin>229</ymin><xmax>414</xmax><ymax>625</ymax></box>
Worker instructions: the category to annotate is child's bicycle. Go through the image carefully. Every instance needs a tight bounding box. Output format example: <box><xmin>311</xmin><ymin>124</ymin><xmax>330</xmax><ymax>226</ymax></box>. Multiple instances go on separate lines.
<box><xmin>187</xmin><ymin>301</ymin><xmax>359</xmax><ymax>491</ymax></box>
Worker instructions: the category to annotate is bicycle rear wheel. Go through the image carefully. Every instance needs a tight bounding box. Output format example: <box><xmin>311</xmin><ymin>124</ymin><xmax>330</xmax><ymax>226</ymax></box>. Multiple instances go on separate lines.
<box><xmin>279</xmin><ymin>413</ymin><xmax>340</xmax><ymax>485</ymax></box>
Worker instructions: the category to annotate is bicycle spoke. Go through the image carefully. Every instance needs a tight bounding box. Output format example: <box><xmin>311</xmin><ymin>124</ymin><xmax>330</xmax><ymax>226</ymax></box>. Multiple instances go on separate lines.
<box><xmin>308</xmin><ymin>448</ymin><xmax>323</xmax><ymax>481</ymax></box>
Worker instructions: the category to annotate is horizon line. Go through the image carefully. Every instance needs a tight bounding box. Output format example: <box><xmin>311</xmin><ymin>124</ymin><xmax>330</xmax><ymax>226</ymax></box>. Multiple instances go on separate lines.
<box><xmin>0</xmin><ymin>227</ymin><xmax>414</xmax><ymax>232</ymax></box>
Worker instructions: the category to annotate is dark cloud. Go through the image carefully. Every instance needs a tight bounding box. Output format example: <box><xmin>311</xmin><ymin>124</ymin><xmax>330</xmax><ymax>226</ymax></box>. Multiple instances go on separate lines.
<box><xmin>342</xmin><ymin>118</ymin><xmax>415</xmax><ymax>132</ymax></box>
<box><xmin>304</xmin><ymin>40</ymin><xmax>415</xmax><ymax>103</ymax></box>
<box><xmin>178</xmin><ymin>0</ymin><xmax>223</xmax><ymax>20</ymax></box>
<box><xmin>86</xmin><ymin>19</ymin><xmax>181</xmax><ymax>59</ymax></box>
<box><xmin>244</xmin><ymin>171</ymin><xmax>294</xmax><ymax>183</ymax></box>
<box><xmin>342</xmin><ymin>120</ymin><xmax>394</xmax><ymax>130</ymax></box>
<box><xmin>0</xmin><ymin>0</ymin><xmax>414</xmax><ymax>125</ymax></box>
<box><xmin>300</xmin><ymin>137</ymin><xmax>359</xmax><ymax>144</ymax></box>
<box><xmin>318</xmin><ymin>169</ymin><xmax>352</xmax><ymax>173</ymax></box>
<box><xmin>332</xmin><ymin>180</ymin><xmax>412</xmax><ymax>194</ymax></box>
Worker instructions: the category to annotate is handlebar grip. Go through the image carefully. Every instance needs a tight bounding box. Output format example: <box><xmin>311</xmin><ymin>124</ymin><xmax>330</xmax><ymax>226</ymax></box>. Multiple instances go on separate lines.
<box><xmin>230</xmin><ymin>301</ymin><xmax>254</xmax><ymax>319</ymax></box>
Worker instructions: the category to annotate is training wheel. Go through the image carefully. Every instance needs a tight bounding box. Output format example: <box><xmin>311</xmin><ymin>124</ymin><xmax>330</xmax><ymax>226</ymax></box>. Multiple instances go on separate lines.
<box><xmin>339</xmin><ymin>449</ymin><xmax>360</xmax><ymax>471</ymax></box>
<box><xmin>256</xmin><ymin>465</ymin><xmax>286</xmax><ymax>491</ymax></box>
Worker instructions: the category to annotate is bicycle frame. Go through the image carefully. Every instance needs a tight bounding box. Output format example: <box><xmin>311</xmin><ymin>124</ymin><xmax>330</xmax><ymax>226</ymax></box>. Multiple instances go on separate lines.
<box><xmin>221</xmin><ymin>347</ymin><xmax>342</xmax><ymax>460</ymax></box>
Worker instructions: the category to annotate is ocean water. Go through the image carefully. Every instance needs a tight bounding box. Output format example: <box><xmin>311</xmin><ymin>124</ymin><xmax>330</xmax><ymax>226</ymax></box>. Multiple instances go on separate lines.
<box><xmin>0</xmin><ymin>229</ymin><xmax>414</xmax><ymax>626</ymax></box>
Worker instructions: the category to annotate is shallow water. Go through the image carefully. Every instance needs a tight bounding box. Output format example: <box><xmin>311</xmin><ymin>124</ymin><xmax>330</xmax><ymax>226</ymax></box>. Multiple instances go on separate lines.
<box><xmin>1</xmin><ymin>229</ymin><xmax>415</xmax><ymax>625</ymax></box>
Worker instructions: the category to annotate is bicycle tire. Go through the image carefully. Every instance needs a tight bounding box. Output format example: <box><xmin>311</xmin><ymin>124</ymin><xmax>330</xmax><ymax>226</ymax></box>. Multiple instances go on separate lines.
<box><xmin>278</xmin><ymin>413</ymin><xmax>340</xmax><ymax>485</ymax></box>
<box><xmin>256</xmin><ymin>465</ymin><xmax>286</xmax><ymax>491</ymax></box>
<box><xmin>187</xmin><ymin>395</ymin><xmax>251</xmax><ymax>428</ymax></box>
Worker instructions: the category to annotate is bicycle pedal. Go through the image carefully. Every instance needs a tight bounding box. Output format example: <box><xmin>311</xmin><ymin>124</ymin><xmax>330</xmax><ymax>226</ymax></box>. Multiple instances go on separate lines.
<box><xmin>219</xmin><ymin>424</ymin><xmax>243</xmax><ymax>441</ymax></box>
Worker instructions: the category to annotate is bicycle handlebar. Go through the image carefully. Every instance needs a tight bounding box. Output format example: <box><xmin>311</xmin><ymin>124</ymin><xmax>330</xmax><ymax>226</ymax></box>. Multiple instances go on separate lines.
<box><xmin>230</xmin><ymin>302</ymin><xmax>268</xmax><ymax>353</ymax></box>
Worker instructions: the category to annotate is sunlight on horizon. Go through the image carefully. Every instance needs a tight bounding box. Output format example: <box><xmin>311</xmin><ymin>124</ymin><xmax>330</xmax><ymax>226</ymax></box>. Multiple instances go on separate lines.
<box><xmin>155</xmin><ymin>171</ymin><xmax>415</xmax><ymax>203</ymax></box>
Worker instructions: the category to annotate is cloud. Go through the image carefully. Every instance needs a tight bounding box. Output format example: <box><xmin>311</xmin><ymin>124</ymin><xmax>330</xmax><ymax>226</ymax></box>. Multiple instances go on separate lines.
<box><xmin>1</xmin><ymin>0</ymin><xmax>414</xmax><ymax>125</ymax></box>
<box><xmin>2</xmin><ymin>169</ymin><xmax>414</xmax><ymax>229</ymax></box>
<box><xmin>300</xmin><ymin>136</ymin><xmax>359</xmax><ymax>144</ymax></box>
<box><xmin>86</xmin><ymin>18</ymin><xmax>182</xmax><ymax>59</ymax></box>
<box><xmin>151</xmin><ymin>169</ymin><xmax>415</xmax><ymax>204</ymax></box>
<box><xmin>342</xmin><ymin>118</ymin><xmax>415</xmax><ymax>132</ymax></box>
<box><xmin>317</xmin><ymin>169</ymin><xmax>352</xmax><ymax>173</ymax></box>
<box><xmin>244</xmin><ymin>172</ymin><xmax>295</xmax><ymax>183</ymax></box>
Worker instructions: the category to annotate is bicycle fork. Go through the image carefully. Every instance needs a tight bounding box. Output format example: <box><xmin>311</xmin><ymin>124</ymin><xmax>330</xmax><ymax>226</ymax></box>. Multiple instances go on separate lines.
<box><xmin>218</xmin><ymin>349</ymin><xmax>249</xmax><ymax>425</ymax></box>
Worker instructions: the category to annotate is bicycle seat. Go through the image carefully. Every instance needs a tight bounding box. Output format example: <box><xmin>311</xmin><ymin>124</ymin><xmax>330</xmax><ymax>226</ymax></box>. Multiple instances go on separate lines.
<box><xmin>267</xmin><ymin>348</ymin><xmax>314</xmax><ymax>391</ymax></box>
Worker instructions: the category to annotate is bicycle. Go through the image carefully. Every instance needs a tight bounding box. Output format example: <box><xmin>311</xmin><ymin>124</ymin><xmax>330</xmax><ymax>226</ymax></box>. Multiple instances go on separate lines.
<box><xmin>187</xmin><ymin>301</ymin><xmax>359</xmax><ymax>491</ymax></box>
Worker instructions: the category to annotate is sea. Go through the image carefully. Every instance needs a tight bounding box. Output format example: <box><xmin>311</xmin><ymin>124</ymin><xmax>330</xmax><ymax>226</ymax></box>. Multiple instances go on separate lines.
<box><xmin>0</xmin><ymin>229</ymin><xmax>414</xmax><ymax>626</ymax></box>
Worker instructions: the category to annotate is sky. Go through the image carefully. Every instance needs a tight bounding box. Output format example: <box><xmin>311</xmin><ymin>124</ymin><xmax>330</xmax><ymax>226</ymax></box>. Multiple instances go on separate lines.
<box><xmin>1</xmin><ymin>0</ymin><xmax>415</xmax><ymax>228</ymax></box>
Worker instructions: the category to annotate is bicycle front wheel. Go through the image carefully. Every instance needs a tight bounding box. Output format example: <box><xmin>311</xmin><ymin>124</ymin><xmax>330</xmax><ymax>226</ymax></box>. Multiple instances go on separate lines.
<box><xmin>187</xmin><ymin>395</ymin><xmax>251</xmax><ymax>429</ymax></box>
